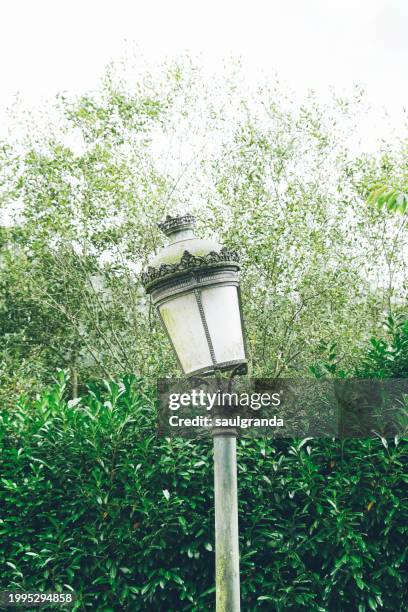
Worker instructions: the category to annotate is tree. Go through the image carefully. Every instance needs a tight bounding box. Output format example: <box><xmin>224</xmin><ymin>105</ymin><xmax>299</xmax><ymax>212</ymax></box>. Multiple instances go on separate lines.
<box><xmin>1</xmin><ymin>56</ymin><xmax>407</xmax><ymax>396</ymax></box>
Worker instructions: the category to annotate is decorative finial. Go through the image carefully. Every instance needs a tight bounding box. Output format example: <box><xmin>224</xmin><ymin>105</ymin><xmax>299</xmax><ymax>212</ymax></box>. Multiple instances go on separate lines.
<box><xmin>158</xmin><ymin>214</ymin><xmax>196</xmax><ymax>237</ymax></box>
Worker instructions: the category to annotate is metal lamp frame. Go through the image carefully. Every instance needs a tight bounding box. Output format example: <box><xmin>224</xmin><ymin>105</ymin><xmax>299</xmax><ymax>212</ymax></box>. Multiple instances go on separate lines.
<box><xmin>143</xmin><ymin>250</ymin><xmax>248</xmax><ymax>378</ymax></box>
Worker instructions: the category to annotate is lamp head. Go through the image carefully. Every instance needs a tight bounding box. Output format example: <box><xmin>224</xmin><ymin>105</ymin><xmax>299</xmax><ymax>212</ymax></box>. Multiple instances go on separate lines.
<box><xmin>142</xmin><ymin>214</ymin><xmax>247</xmax><ymax>377</ymax></box>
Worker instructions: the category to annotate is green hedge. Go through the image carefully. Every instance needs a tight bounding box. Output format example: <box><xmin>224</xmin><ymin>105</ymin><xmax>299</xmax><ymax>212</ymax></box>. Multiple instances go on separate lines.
<box><xmin>0</xmin><ymin>371</ymin><xmax>407</xmax><ymax>610</ymax></box>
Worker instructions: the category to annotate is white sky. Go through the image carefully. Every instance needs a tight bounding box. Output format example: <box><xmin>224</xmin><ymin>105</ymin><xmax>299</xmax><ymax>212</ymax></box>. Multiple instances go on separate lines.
<box><xmin>0</xmin><ymin>0</ymin><xmax>407</xmax><ymax>138</ymax></box>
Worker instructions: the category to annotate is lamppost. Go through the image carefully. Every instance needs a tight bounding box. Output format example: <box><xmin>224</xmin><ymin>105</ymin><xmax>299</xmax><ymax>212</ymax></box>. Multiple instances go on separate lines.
<box><xmin>142</xmin><ymin>214</ymin><xmax>247</xmax><ymax>612</ymax></box>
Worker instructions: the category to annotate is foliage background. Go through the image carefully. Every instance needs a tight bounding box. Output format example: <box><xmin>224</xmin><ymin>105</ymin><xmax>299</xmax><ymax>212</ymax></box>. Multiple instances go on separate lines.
<box><xmin>0</xmin><ymin>348</ymin><xmax>407</xmax><ymax>611</ymax></box>
<box><xmin>0</xmin><ymin>56</ymin><xmax>407</xmax><ymax>610</ymax></box>
<box><xmin>1</xmin><ymin>56</ymin><xmax>408</xmax><ymax>400</ymax></box>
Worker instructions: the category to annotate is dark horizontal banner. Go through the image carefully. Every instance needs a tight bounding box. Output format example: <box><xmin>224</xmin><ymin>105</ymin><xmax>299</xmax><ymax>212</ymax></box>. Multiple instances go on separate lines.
<box><xmin>156</xmin><ymin>378</ymin><xmax>408</xmax><ymax>438</ymax></box>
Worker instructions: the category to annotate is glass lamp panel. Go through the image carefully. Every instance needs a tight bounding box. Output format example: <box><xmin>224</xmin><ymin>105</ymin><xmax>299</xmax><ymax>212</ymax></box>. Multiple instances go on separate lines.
<box><xmin>200</xmin><ymin>285</ymin><xmax>245</xmax><ymax>365</ymax></box>
<box><xmin>159</xmin><ymin>292</ymin><xmax>212</xmax><ymax>375</ymax></box>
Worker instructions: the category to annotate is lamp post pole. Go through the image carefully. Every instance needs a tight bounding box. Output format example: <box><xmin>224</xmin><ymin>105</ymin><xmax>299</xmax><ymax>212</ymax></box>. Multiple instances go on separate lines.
<box><xmin>213</xmin><ymin>430</ymin><xmax>240</xmax><ymax>611</ymax></box>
